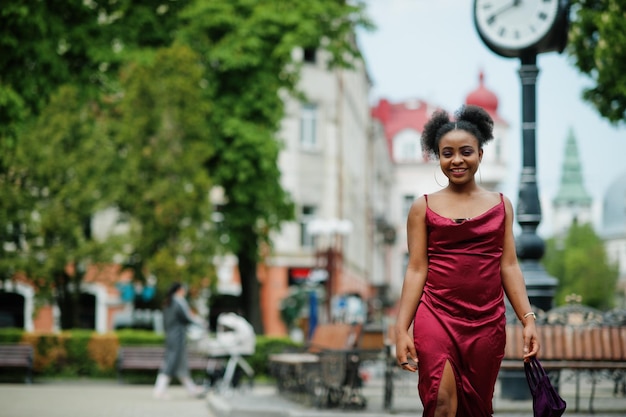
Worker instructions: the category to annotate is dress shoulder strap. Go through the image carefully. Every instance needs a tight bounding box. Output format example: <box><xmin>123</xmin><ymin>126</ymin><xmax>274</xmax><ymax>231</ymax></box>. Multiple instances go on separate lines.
<box><xmin>424</xmin><ymin>194</ymin><xmax>429</xmax><ymax>205</ymax></box>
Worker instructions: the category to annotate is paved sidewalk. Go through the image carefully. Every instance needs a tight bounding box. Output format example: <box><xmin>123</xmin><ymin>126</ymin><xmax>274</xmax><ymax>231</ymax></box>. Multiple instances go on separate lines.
<box><xmin>207</xmin><ymin>386</ymin><xmax>626</xmax><ymax>417</ymax></box>
<box><xmin>0</xmin><ymin>380</ymin><xmax>213</xmax><ymax>417</ymax></box>
<box><xmin>207</xmin><ymin>368</ymin><xmax>626</xmax><ymax>417</ymax></box>
<box><xmin>0</xmin><ymin>371</ymin><xmax>624</xmax><ymax>417</ymax></box>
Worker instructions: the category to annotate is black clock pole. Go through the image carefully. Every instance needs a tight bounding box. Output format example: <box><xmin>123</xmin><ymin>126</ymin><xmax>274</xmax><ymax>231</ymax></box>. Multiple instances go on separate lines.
<box><xmin>516</xmin><ymin>52</ymin><xmax>558</xmax><ymax>311</ymax></box>
<box><xmin>500</xmin><ymin>52</ymin><xmax>559</xmax><ymax>401</ymax></box>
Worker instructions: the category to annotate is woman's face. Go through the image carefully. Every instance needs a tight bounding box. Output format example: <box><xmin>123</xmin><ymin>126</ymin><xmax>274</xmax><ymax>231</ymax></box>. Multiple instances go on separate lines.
<box><xmin>438</xmin><ymin>129</ymin><xmax>482</xmax><ymax>185</ymax></box>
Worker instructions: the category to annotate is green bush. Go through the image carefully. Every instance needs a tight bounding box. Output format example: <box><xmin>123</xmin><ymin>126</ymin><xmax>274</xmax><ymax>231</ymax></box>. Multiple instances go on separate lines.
<box><xmin>88</xmin><ymin>333</ymin><xmax>119</xmax><ymax>375</ymax></box>
<box><xmin>248</xmin><ymin>335</ymin><xmax>302</xmax><ymax>377</ymax></box>
<box><xmin>115</xmin><ymin>329</ymin><xmax>164</xmax><ymax>346</ymax></box>
<box><xmin>63</xmin><ymin>329</ymin><xmax>96</xmax><ymax>376</ymax></box>
<box><xmin>1</xmin><ymin>328</ymin><xmax>166</xmax><ymax>381</ymax></box>
<box><xmin>0</xmin><ymin>328</ymin><xmax>301</xmax><ymax>381</ymax></box>
<box><xmin>18</xmin><ymin>330</ymin><xmax>103</xmax><ymax>377</ymax></box>
<box><xmin>25</xmin><ymin>332</ymin><xmax>67</xmax><ymax>375</ymax></box>
<box><xmin>0</xmin><ymin>328</ymin><xmax>25</xmax><ymax>343</ymax></box>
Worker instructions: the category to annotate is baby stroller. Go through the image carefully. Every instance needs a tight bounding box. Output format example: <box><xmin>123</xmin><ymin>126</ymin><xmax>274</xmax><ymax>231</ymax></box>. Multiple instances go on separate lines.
<box><xmin>190</xmin><ymin>313</ymin><xmax>256</xmax><ymax>391</ymax></box>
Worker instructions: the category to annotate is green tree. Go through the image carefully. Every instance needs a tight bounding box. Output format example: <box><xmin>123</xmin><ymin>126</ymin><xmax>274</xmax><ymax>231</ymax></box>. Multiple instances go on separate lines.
<box><xmin>1</xmin><ymin>1</ymin><xmax>95</xmax><ymax>117</ymax></box>
<box><xmin>568</xmin><ymin>0</ymin><xmax>626</xmax><ymax>123</ymax></box>
<box><xmin>176</xmin><ymin>0</ymin><xmax>372</xmax><ymax>332</ymax></box>
<box><xmin>112</xmin><ymin>44</ymin><xmax>216</xmax><ymax>298</ymax></box>
<box><xmin>1</xmin><ymin>0</ymin><xmax>197</xmax><ymax>321</ymax></box>
<box><xmin>0</xmin><ymin>87</ymin><xmax>28</xmax><ymax>284</ymax></box>
<box><xmin>2</xmin><ymin>0</ymin><xmax>372</xmax><ymax>332</ymax></box>
<box><xmin>0</xmin><ymin>0</ymin><xmax>191</xmax><ymax>119</ymax></box>
<box><xmin>543</xmin><ymin>222</ymin><xmax>619</xmax><ymax>309</ymax></box>
<box><xmin>15</xmin><ymin>85</ymin><xmax>119</xmax><ymax>328</ymax></box>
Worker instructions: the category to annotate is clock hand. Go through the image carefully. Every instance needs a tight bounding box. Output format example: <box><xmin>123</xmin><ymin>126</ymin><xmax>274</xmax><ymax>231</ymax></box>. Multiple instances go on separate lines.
<box><xmin>486</xmin><ymin>0</ymin><xmax>522</xmax><ymax>21</ymax></box>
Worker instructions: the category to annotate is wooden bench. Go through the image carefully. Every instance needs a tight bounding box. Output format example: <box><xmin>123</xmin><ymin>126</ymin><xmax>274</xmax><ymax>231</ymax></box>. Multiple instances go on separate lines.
<box><xmin>269</xmin><ymin>322</ymin><xmax>362</xmax><ymax>362</ymax></box>
<box><xmin>305</xmin><ymin>322</ymin><xmax>362</xmax><ymax>353</ymax></box>
<box><xmin>501</xmin><ymin>324</ymin><xmax>626</xmax><ymax>413</ymax></box>
<box><xmin>0</xmin><ymin>344</ymin><xmax>34</xmax><ymax>383</ymax></box>
<box><xmin>116</xmin><ymin>346</ymin><xmax>207</xmax><ymax>383</ymax></box>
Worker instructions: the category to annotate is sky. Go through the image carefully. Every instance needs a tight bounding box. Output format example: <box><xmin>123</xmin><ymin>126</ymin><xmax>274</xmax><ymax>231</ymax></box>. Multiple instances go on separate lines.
<box><xmin>356</xmin><ymin>0</ymin><xmax>626</xmax><ymax>236</ymax></box>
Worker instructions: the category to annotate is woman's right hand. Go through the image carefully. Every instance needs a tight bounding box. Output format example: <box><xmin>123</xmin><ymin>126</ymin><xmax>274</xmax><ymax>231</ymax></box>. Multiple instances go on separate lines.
<box><xmin>522</xmin><ymin>320</ymin><xmax>540</xmax><ymax>361</ymax></box>
<box><xmin>395</xmin><ymin>330</ymin><xmax>418</xmax><ymax>372</ymax></box>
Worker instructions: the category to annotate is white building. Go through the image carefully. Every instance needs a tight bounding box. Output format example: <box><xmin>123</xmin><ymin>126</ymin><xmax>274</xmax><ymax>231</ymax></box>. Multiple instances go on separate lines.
<box><xmin>260</xmin><ymin>45</ymin><xmax>394</xmax><ymax>334</ymax></box>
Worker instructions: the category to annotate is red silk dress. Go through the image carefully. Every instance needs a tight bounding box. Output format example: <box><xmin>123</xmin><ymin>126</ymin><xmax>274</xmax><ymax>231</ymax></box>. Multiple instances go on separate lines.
<box><xmin>414</xmin><ymin>194</ymin><xmax>506</xmax><ymax>417</ymax></box>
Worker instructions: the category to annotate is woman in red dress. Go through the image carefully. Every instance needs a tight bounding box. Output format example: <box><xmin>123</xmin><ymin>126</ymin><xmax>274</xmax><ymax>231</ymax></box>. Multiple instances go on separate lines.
<box><xmin>394</xmin><ymin>105</ymin><xmax>539</xmax><ymax>417</ymax></box>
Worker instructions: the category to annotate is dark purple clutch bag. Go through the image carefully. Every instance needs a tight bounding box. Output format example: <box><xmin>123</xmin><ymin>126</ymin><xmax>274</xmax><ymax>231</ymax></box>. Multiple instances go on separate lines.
<box><xmin>524</xmin><ymin>357</ymin><xmax>566</xmax><ymax>417</ymax></box>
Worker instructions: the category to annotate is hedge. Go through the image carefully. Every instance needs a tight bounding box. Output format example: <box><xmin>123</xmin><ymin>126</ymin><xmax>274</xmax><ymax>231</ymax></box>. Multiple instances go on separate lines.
<box><xmin>0</xmin><ymin>328</ymin><xmax>301</xmax><ymax>381</ymax></box>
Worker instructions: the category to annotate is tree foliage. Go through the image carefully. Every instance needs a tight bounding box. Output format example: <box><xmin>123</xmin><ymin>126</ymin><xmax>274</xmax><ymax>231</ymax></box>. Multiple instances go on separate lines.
<box><xmin>568</xmin><ymin>0</ymin><xmax>626</xmax><ymax>124</ymax></box>
<box><xmin>175</xmin><ymin>0</ymin><xmax>372</xmax><ymax>332</ymax></box>
<box><xmin>543</xmin><ymin>222</ymin><xmax>619</xmax><ymax>310</ymax></box>
<box><xmin>1</xmin><ymin>0</ymin><xmax>372</xmax><ymax>333</ymax></box>
<box><xmin>0</xmin><ymin>87</ymin><xmax>27</xmax><ymax>283</ymax></box>
<box><xmin>112</xmin><ymin>44</ymin><xmax>216</xmax><ymax>295</ymax></box>
<box><xmin>0</xmin><ymin>0</ymin><xmax>190</xmax><ymax>118</ymax></box>
<box><xmin>1</xmin><ymin>1</ymin><xmax>209</xmax><ymax>322</ymax></box>
<box><xmin>15</xmin><ymin>85</ymin><xmax>118</xmax><ymax>328</ymax></box>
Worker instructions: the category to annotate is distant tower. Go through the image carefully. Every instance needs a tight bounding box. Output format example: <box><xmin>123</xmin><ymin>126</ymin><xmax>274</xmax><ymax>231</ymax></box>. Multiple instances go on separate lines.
<box><xmin>552</xmin><ymin>128</ymin><xmax>592</xmax><ymax>236</ymax></box>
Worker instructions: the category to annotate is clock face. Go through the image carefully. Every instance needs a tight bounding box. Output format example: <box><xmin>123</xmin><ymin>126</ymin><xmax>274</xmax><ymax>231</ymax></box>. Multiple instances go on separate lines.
<box><xmin>474</xmin><ymin>0</ymin><xmax>560</xmax><ymax>51</ymax></box>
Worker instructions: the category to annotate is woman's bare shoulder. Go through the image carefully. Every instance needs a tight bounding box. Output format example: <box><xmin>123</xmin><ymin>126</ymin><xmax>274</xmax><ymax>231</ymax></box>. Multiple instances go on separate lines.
<box><xmin>480</xmin><ymin>190</ymin><xmax>508</xmax><ymax>205</ymax></box>
<box><xmin>408</xmin><ymin>195</ymin><xmax>427</xmax><ymax>218</ymax></box>
<box><xmin>412</xmin><ymin>195</ymin><xmax>427</xmax><ymax>210</ymax></box>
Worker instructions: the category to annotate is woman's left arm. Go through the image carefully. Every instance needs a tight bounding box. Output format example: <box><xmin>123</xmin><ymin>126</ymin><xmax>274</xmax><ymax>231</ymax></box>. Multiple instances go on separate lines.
<box><xmin>500</xmin><ymin>196</ymin><xmax>540</xmax><ymax>360</ymax></box>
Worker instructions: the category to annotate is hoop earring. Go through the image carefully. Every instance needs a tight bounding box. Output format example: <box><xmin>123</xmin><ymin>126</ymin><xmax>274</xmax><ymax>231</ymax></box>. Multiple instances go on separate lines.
<box><xmin>433</xmin><ymin>167</ymin><xmax>446</xmax><ymax>188</ymax></box>
<box><xmin>478</xmin><ymin>164</ymin><xmax>483</xmax><ymax>185</ymax></box>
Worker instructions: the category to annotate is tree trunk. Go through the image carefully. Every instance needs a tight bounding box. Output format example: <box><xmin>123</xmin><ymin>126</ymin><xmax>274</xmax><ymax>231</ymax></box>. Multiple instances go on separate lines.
<box><xmin>237</xmin><ymin>244</ymin><xmax>264</xmax><ymax>335</ymax></box>
<box><xmin>55</xmin><ymin>270</ymin><xmax>77</xmax><ymax>329</ymax></box>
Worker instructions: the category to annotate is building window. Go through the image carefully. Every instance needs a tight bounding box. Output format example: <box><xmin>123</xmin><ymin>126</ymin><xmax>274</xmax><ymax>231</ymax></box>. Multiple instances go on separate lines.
<box><xmin>300</xmin><ymin>205</ymin><xmax>316</xmax><ymax>247</ymax></box>
<box><xmin>393</xmin><ymin>130</ymin><xmax>421</xmax><ymax>162</ymax></box>
<box><xmin>402</xmin><ymin>194</ymin><xmax>415</xmax><ymax>219</ymax></box>
<box><xmin>401</xmin><ymin>141</ymin><xmax>417</xmax><ymax>160</ymax></box>
<box><xmin>300</xmin><ymin>103</ymin><xmax>317</xmax><ymax>150</ymax></box>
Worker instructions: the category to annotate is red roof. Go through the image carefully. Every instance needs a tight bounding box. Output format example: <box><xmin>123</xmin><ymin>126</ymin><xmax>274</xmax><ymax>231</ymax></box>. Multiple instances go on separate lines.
<box><xmin>371</xmin><ymin>99</ymin><xmax>434</xmax><ymax>161</ymax></box>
